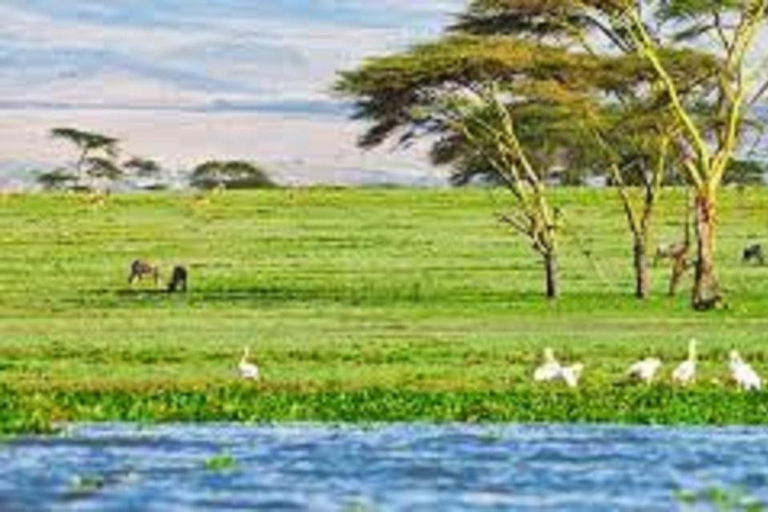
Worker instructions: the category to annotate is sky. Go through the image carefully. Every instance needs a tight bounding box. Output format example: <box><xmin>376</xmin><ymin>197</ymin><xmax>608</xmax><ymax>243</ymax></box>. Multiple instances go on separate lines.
<box><xmin>0</xmin><ymin>0</ymin><xmax>465</xmax><ymax>186</ymax></box>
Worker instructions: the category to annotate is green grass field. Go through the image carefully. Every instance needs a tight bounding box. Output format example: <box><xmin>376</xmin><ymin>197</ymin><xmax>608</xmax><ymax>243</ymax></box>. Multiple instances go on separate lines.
<box><xmin>2</xmin><ymin>187</ymin><xmax>768</xmax><ymax>432</ymax></box>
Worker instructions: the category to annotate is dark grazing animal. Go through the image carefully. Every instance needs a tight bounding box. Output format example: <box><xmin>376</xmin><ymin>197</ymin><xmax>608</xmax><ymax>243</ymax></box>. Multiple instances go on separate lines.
<box><xmin>167</xmin><ymin>265</ymin><xmax>188</xmax><ymax>293</ymax></box>
<box><xmin>128</xmin><ymin>260</ymin><xmax>160</xmax><ymax>287</ymax></box>
<box><xmin>742</xmin><ymin>244</ymin><xmax>765</xmax><ymax>265</ymax></box>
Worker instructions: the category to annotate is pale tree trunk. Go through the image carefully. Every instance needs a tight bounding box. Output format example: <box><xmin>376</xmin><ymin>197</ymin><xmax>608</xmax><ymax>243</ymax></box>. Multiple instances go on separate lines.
<box><xmin>692</xmin><ymin>192</ymin><xmax>722</xmax><ymax>310</ymax></box>
<box><xmin>457</xmin><ymin>85</ymin><xmax>562</xmax><ymax>301</ymax></box>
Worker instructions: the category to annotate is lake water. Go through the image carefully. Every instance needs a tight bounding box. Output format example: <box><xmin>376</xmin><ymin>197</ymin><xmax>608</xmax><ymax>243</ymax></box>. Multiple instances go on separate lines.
<box><xmin>0</xmin><ymin>423</ymin><xmax>766</xmax><ymax>511</ymax></box>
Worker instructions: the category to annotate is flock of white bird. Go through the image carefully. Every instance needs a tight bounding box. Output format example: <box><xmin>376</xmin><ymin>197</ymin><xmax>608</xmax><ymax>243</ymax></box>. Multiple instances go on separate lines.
<box><xmin>238</xmin><ymin>347</ymin><xmax>260</xmax><ymax>381</ymax></box>
<box><xmin>238</xmin><ymin>339</ymin><xmax>763</xmax><ymax>392</ymax></box>
<box><xmin>533</xmin><ymin>339</ymin><xmax>763</xmax><ymax>391</ymax></box>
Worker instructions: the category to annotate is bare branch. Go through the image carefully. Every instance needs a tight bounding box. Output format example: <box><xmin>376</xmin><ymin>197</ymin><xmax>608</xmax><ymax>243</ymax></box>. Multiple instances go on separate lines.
<box><xmin>624</xmin><ymin>9</ymin><xmax>712</xmax><ymax>176</ymax></box>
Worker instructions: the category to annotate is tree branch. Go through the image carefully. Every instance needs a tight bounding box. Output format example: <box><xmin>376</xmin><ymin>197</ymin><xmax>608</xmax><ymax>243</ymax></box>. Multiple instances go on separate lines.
<box><xmin>624</xmin><ymin>9</ymin><xmax>712</xmax><ymax>178</ymax></box>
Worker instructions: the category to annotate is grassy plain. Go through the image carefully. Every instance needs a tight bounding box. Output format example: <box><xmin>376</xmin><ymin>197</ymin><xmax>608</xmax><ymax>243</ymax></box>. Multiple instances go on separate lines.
<box><xmin>2</xmin><ymin>187</ymin><xmax>768</xmax><ymax>432</ymax></box>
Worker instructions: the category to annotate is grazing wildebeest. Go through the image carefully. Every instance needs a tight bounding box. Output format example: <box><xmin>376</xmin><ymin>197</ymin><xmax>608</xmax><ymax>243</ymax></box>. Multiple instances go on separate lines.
<box><xmin>167</xmin><ymin>265</ymin><xmax>188</xmax><ymax>293</ymax></box>
<box><xmin>128</xmin><ymin>260</ymin><xmax>160</xmax><ymax>287</ymax></box>
<box><xmin>742</xmin><ymin>244</ymin><xmax>765</xmax><ymax>266</ymax></box>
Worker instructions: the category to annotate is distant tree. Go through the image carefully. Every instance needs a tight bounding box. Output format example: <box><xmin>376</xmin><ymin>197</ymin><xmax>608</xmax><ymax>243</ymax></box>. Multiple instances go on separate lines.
<box><xmin>50</xmin><ymin>127</ymin><xmax>123</xmax><ymax>190</ymax></box>
<box><xmin>123</xmin><ymin>156</ymin><xmax>168</xmax><ymax>190</ymax></box>
<box><xmin>36</xmin><ymin>168</ymin><xmax>77</xmax><ymax>191</ymax></box>
<box><xmin>723</xmin><ymin>159</ymin><xmax>766</xmax><ymax>186</ymax></box>
<box><xmin>85</xmin><ymin>157</ymin><xmax>123</xmax><ymax>181</ymax></box>
<box><xmin>123</xmin><ymin>157</ymin><xmax>162</xmax><ymax>178</ymax></box>
<box><xmin>190</xmin><ymin>160</ymin><xmax>275</xmax><ymax>190</ymax></box>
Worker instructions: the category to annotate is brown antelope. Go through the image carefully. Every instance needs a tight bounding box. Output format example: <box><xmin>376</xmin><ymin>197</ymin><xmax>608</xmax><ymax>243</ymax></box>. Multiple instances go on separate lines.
<box><xmin>128</xmin><ymin>260</ymin><xmax>160</xmax><ymax>288</ymax></box>
<box><xmin>654</xmin><ymin>241</ymin><xmax>688</xmax><ymax>266</ymax></box>
<box><xmin>657</xmin><ymin>215</ymin><xmax>693</xmax><ymax>297</ymax></box>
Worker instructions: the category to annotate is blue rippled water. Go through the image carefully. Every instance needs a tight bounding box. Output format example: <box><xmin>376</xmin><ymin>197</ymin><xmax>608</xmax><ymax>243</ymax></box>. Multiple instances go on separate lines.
<box><xmin>0</xmin><ymin>423</ymin><xmax>766</xmax><ymax>511</ymax></box>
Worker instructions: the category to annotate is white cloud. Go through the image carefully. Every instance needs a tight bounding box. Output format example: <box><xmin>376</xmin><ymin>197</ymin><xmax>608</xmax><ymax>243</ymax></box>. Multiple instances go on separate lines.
<box><xmin>0</xmin><ymin>109</ymin><xmax>445</xmax><ymax>185</ymax></box>
<box><xmin>0</xmin><ymin>1</ymin><xmax>460</xmax><ymax>102</ymax></box>
<box><xmin>0</xmin><ymin>0</ymin><xmax>464</xmax><ymax>183</ymax></box>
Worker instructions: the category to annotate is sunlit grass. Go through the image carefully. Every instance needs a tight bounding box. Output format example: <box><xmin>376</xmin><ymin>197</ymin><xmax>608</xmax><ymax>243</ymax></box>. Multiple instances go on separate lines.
<box><xmin>2</xmin><ymin>188</ymin><xmax>768</xmax><ymax>432</ymax></box>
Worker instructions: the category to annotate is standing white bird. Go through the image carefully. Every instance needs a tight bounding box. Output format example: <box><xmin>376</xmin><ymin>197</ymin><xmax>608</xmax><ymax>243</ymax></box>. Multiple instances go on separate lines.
<box><xmin>238</xmin><ymin>347</ymin><xmax>260</xmax><ymax>381</ymax></box>
<box><xmin>672</xmin><ymin>339</ymin><xmax>698</xmax><ymax>386</ymax></box>
<box><xmin>729</xmin><ymin>350</ymin><xmax>762</xmax><ymax>391</ymax></box>
<box><xmin>533</xmin><ymin>347</ymin><xmax>562</xmax><ymax>383</ymax></box>
<box><xmin>560</xmin><ymin>363</ymin><xmax>584</xmax><ymax>388</ymax></box>
<box><xmin>627</xmin><ymin>357</ymin><xmax>663</xmax><ymax>384</ymax></box>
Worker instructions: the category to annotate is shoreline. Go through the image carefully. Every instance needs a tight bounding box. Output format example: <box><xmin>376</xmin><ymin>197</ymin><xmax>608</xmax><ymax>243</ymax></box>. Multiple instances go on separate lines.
<box><xmin>4</xmin><ymin>386</ymin><xmax>768</xmax><ymax>435</ymax></box>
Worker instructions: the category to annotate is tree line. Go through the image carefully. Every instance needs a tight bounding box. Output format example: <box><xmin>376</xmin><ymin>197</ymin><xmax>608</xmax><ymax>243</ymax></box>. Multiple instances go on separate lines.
<box><xmin>336</xmin><ymin>0</ymin><xmax>768</xmax><ymax>311</ymax></box>
<box><xmin>37</xmin><ymin>127</ymin><xmax>276</xmax><ymax>192</ymax></box>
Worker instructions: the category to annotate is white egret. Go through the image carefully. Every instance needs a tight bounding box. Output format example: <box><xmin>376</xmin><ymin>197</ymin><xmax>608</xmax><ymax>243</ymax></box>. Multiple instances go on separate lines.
<box><xmin>238</xmin><ymin>347</ymin><xmax>260</xmax><ymax>381</ymax></box>
<box><xmin>729</xmin><ymin>350</ymin><xmax>762</xmax><ymax>391</ymax></box>
<box><xmin>627</xmin><ymin>357</ymin><xmax>662</xmax><ymax>384</ymax></box>
<box><xmin>560</xmin><ymin>363</ymin><xmax>584</xmax><ymax>389</ymax></box>
<box><xmin>533</xmin><ymin>347</ymin><xmax>562</xmax><ymax>383</ymax></box>
<box><xmin>671</xmin><ymin>339</ymin><xmax>697</xmax><ymax>386</ymax></box>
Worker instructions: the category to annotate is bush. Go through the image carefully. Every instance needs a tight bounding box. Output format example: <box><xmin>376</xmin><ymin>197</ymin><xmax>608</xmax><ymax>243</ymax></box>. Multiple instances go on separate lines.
<box><xmin>723</xmin><ymin>159</ymin><xmax>766</xmax><ymax>186</ymax></box>
<box><xmin>190</xmin><ymin>160</ymin><xmax>276</xmax><ymax>190</ymax></box>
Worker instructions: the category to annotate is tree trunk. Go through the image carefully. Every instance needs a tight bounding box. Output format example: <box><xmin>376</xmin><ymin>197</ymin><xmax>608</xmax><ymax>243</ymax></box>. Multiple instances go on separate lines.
<box><xmin>544</xmin><ymin>250</ymin><xmax>559</xmax><ymax>300</ymax></box>
<box><xmin>633</xmin><ymin>238</ymin><xmax>650</xmax><ymax>299</ymax></box>
<box><xmin>692</xmin><ymin>192</ymin><xmax>722</xmax><ymax>310</ymax></box>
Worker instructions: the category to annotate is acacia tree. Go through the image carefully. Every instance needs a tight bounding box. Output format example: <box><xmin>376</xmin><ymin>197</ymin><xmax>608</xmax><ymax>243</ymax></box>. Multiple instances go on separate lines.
<box><xmin>448</xmin><ymin>86</ymin><xmax>564</xmax><ymax>297</ymax></box>
<box><xmin>338</xmin><ymin>34</ymin><xmax>674</xmax><ymax>298</ymax></box>
<box><xmin>451</xmin><ymin>1</ymin><xmax>724</xmax><ymax>301</ymax></box>
<box><xmin>123</xmin><ymin>157</ymin><xmax>167</xmax><ymax>190</ymax></box>
<box><xmin>592</xmin><ymin>111</ymin><xmax>678</xmax><ymax>298</ymax></box>
<box><xmin>338</xmin><ymin>36</ymin><xmax>615</xmax><ymax>298</ymax></box>
<box><xmin>124</xmin><ymin>157</ymin><xmax>161</xmax><ymax>178</ymax></box>
<box><xmin>36</xmin><ymin>168</ymin><xmax>77</xmax><ymax>191</ymax></box>
<box><xmin>621</xmin><ymin>1</ymin><xmax>767</xmax><ymax>309</ymax></box>
<box><xmin>458</xmin><ymin>0</ymin><xmax>768</xmax><ymax>309</ymax></box>
<box><xmin>49</xmin><ymin>127</ymin><xmax>122</xmax><ymax>190</ymax></box>
<box><xmin>190</xmin><ymin>160</ymin><xmax>275</xmax><ymax>190</ymax></box>
<box><xmin>337</xmin><ymin>6</ymin><xmax>716</xmax><ymax>300</ymax></box>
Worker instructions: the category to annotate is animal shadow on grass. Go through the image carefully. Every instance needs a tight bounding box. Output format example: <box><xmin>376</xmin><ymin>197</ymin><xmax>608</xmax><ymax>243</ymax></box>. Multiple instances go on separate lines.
<box><xmin>97</xmin><ymin>286</ymin><xmax>602</xmax><ymax>308</ymax></box>
<box><xmin>65</xmin><ymin>288</ymin><xmax>183</xmax><ymax>309</ymax></box>
<box><xmin>113</xmin><ymin>284</ymin><xmax>416</xmax><ymax>307</ymax></box>
<box><xmin>82</xmin><ymin>286</ymin><xmax>312</xmax><ymax>308</ymax></box>
<box><xmin>167</xmin><ymin>286</ymin><xmax>570</xmax><ymax>308</ymax></box>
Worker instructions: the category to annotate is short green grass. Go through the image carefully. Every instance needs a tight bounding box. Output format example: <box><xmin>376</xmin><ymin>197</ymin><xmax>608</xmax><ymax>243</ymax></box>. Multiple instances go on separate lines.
<box><xmin>2</xmin><ymin>187</ymin><xmax>768</xmax><ymax>432</ymax></box>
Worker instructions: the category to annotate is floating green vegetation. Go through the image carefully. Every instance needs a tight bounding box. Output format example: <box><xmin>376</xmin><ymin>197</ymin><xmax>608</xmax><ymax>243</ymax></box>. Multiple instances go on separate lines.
<box><xmin>677</xmin><ymin>486</ymin><xmax>764</xmax><ymax>511</ymax></box>
<box><xmin>2</xmin><ymin>385</ymin><xmax>768</xmax><ymax>434</ymax></box>
<box><xmin>204</xmin><ymin>453</ymin><xmax>238</xmax><ymax>472</ymax></box>
<box><xmin>343</xmin><ymin>499</ymin><xmax>378</xmax><ymax>512</ymax></box>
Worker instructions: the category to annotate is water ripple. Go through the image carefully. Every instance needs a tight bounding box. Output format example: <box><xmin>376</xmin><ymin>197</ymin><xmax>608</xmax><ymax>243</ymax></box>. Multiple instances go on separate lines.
<box><xmin>0</xmin><ymin>423</ymin><xmax>765</xmax><ymax>511</ymax></box>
